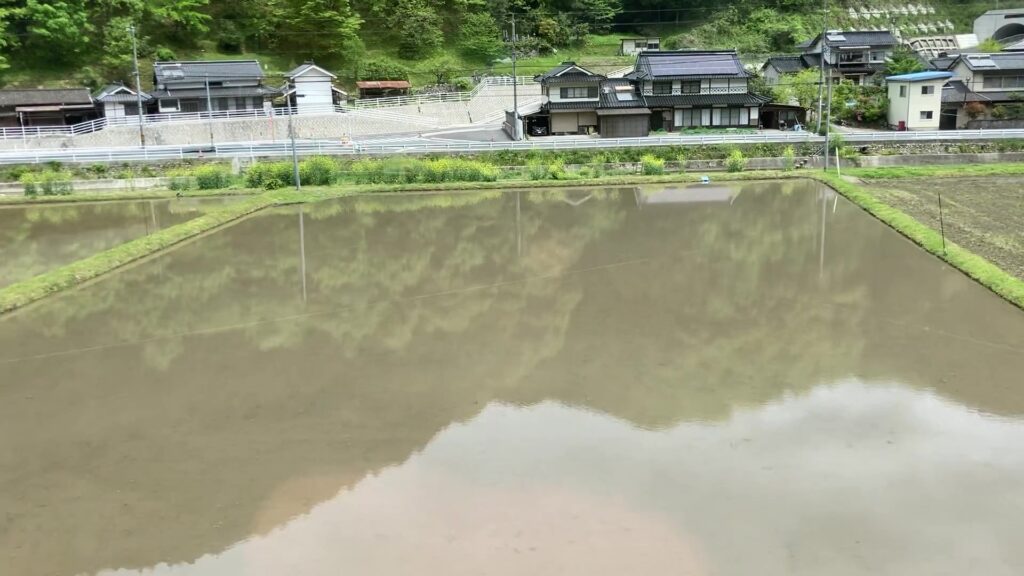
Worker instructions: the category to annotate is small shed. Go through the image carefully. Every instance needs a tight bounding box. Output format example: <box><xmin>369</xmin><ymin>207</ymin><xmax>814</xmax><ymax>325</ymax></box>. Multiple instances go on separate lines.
<box><xmin>620</xmin><ymin>37</ymin><xmax>661</xmax><ymax>56</ymax></box>
<box><xmin>356</xmin><ymin>80</ymin><xmax>411</xmax><ymax>99</ymax></box>
<box><xmin>284</xmin><ymin>62</ymin><xmax>346</xmax><ymax>112</ymax></box>
<box><xmin>886</xmin><ymin>71</ymin><xmax>952</xmax><ymax>130</ymax></box>
<box><xmin>93</xmin><ymin>83</ymin><xmax>152</xmax><ymax>119</ymax></box>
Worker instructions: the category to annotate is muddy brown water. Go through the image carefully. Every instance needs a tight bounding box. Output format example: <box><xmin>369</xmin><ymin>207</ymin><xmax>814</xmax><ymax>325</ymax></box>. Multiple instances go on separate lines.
<box><xmin>1</xmin><ymin>180</ymin><xmax>1023</xmax><ymax>576</ymax></box>
<box><xmin>0</xmin><ymin>198</ymin><xmax>237</xmax><ymax>288</ymax></box>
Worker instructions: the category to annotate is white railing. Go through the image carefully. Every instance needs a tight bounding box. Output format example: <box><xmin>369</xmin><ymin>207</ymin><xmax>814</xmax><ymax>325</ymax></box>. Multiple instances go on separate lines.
<box><xmin>0</xmin><ymin>77</ymin><xmax>543</xmax><ymax>141</ymax></box>
<box><xmin>7</xmin><ymin>129</ymin><xmax>1024</xmax><ymax>165</ymax></box>
<box><xmin>642</xmin><ymin>87</ymin><xmax>749</xmax><ymax>96</ymax></box>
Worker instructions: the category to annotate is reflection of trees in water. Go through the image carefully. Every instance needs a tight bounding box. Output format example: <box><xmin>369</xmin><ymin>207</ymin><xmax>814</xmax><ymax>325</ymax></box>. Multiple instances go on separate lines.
<box><xmin>0</xmin><ymin>199</ymin><xmax>228</xmax><ymax>287</ymax></box>
<box><xmin>2</xmin><ymin>183</ymin><xmax>1024</xmax><ymax>576</ymax></box>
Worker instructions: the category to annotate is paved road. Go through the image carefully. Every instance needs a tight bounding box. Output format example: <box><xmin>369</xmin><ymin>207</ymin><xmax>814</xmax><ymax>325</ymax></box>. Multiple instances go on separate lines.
<box><xmin>2</xmin><ymin>129</ymin><xmax>1023</xmax><ymax>165</ymax></box>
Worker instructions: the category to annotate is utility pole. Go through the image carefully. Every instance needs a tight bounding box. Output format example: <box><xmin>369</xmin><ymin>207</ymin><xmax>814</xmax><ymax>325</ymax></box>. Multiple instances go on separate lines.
<box><xmin>510</xmin><ymin>13</ymin><xmax>520</xmax><ymax>141</ymax></box>
<box><xmin>816</xmin><ymin>0</ymin><xmax>828</xmax><ymax>133</ymax></box>
<box><xmin>288</xmin><ymin>104</ymin><xmax>301</xmax><ymax>190</ymax></box>
<box><xmin>824</xmin><ymin>64</ymin><xmax>833</xmax><ymax>171</ymax></box>
<box><xmin>204</xmin><ymin>74</ymin><xmax>215</xmax><ymax>147</ymax></box>
<box><xmin>129</xmin><ymin>23</ymin><xmax>146</xmax><ymax>148</ymax></box>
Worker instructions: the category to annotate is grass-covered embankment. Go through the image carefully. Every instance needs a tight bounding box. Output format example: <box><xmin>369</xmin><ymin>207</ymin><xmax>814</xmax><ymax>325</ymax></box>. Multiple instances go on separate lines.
<box><xmin>0</xmin><ymin>193</ymin><xmax>278</xmax><ymax>314</ymax></box>
<box><xmin>819</xmin><ymin>172</ymin><xmax>1024</xmax><ymax>311</ymax></box>
<box><xmin>846</xmin><ymin>163</ymin><xmax>1024</xmax><ymax>180</ymax></box>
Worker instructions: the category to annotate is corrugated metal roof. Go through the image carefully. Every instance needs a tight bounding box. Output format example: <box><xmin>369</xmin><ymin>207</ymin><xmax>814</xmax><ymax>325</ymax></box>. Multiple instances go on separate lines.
<box><xmin>356</xmin><ymin>80</ymin><xmax>411</xmax><ymax>89</ymax></box>
<box><xmin>154</xmin><ymin>60</ymin><xmax>264</xmax><ymax>82</ymax></box>
<box><xmin>0</xmin><ymin>88</ymin><xmax>92</xmax><ymax>107</ymax></box>
<box><xmin>886</xmin><ymin>71</ymin><xmax>953</xmax><ymax>82</ymax></box>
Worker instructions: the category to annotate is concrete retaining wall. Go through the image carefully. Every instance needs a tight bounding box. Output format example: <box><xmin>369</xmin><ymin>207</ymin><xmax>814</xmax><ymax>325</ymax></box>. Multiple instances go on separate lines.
<box><xmin>0</xmin><ymin>176</ymin><xmax>174</xmax><ymax>196</ymax></box>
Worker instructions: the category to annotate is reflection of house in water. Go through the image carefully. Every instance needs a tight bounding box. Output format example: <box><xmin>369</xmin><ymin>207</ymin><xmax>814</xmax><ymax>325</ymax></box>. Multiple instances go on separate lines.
<box><xmin>638</xmin><ymin>185</ymin><xmax>740</xmax><ymax>207</ymax></box>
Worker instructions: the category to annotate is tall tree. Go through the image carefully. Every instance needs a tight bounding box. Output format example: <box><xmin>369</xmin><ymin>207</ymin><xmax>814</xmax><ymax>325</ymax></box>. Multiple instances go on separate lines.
<box><xmin>279</xmin><ymin>0</ymin><xmax>364</xmax><ymax>63</ymax></box>
<box><xmin>458</xmin><ymin>13</ymin><xmax>504</xmax><ymax>63</ymax></box>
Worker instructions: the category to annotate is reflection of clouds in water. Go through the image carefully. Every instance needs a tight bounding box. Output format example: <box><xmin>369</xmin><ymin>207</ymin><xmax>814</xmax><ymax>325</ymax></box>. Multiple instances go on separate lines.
<box><xmin>98</xmin><ymin>381</ymin><xmax>1024</xmax><ymax>576</ymax></box>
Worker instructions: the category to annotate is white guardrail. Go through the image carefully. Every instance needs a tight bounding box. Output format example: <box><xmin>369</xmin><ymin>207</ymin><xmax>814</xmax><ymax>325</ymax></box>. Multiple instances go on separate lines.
<box><xmin>0</xmin><ymin>77</ymin><xmax>540</xmax><ymax>140</ymax></box>
<box><xmin>4</xmin><ymin>129</ymin><xmax>1024</xmax><ymax>165</ymax></box>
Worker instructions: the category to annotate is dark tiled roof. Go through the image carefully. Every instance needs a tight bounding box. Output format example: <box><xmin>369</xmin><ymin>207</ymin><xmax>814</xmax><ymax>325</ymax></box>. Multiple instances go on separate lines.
<box><xmin>534</xmin><ymin>62</ymin><xmax>603</xmax><ymax>83</ymax></box>
<box><xmin>154</xmin><ymin>60</ymin><xmax>264</xmax><ymax>83</ymax></box>
<box><xmin>801</xmin><ymin>53</ymin><xmax>822</xmax><ymax>68</ymax></box>
<box><xmin>93</xmin><ymin>84</ymin><xmax>152</xmax><ymax>103</ymax></box>
<box><xmin>546</xmin><ymin>101</ymin><xmax>599</xmax><ymax>111</ymax></box>
<box><xmin>599</xmin><ymin>79</ymin><xmax>644</xmax><ymax>108</ymax></box>
<box><xmin>543</xmin><ymin>72</ymin><xmax>604</xmax><ymax>84</ymax></box>
<box><xmin>931</xmin><ymin>56</ymin><xmax>957</xmax><ymax>70</ymax></box>
<box><xmin>0</xmin><ymin>88</ymin><xmax>92</xmax><ymax>107</ymax></box>
<box><xmin>150</xmin><ymin>86</ymin><xmax>280</xmax><ymax>99</ymax></box>
<box><xmin>286</xmin><ymin>62</ymin><xmax>336</xmax><ymax>79</ymax></box>
<box><xmin>643</xmin><ymin>93</ymin><xmax>770</xmax><ymax>108</ymax></box>
<box><xmin>956</xmin><ymin>52</ymin><xmax>1024</xmax><ymax>71</ymax></box>
<box><xmin>942</xmin><ymin>80</ymin><xmax>1023</xmax><ymax>104</ymax></box>
<box><xmin>801</xmin><ymin>30</ymin><xmax>898</xmax><ymax>49</ymax></box>
<box><xmin>631</xmin><ymin>51</ymin><xmax>749</xmax><ymax>80</ymax></box>
<box><xmin>763</xmin><ymin>56</ymin><xmax>807</xmax><ymax>74</ymax></box>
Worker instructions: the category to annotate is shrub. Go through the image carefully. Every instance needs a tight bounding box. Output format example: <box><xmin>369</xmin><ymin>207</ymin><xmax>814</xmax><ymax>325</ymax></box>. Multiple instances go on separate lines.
<box><xmin>193</xmin><ymin>165</ymin><xmax>233</xmax><ymax>190</ymax></box>
<box><xmin>245</xmin><ymin>162</ymin><xmax>294</xmax><ymax>188</ymax></box>
<box><xmin>21</xmin><ymin>171</ymin><xmax>73</xmax><ymax>196</ymax></box>
<box><xmin>299</xmin><ymin>156</ymin><xmax>339</xmax><ymax>186</ymax></box>
<box><xmin>640</xmin><ymin>154</ymin><xmax>665</xmax><ymax>175</ymax></box>
<box><xmin>675</xmin><ymin>152</ymin><xmax>687</xmax><ymax>173</ymax></box>
<box><xmin>526</xmin><ymin>159</ymin><xmax>549</xmax><ymax>180</ymax></box>
<box><xmin>725</xmin><ymin>149</ymin><xmax>747</xmax><ymax>173</ymax></box>
<box><xmin>547</xmin><ymin>159</ymin><xmax>567</xmax><ymax>180</ymax></box>
<box><xmin>168</xmin><ymin>176</ymin><xmax>193</xmax><ymax>191</ymax></box>
<box><xmin>783</xmin><ymin>146</ymin><xmax>796</xmax><ymax>171</ymax></box>
<box><xmin>155</xmin><ymin>47</ymin><xmax>177</xmax><ymax>61</ymax></box>
<box><xmin>347</xmin><ymin>157</ymin><xmax>498</xmax><ymax>184</ymax></box>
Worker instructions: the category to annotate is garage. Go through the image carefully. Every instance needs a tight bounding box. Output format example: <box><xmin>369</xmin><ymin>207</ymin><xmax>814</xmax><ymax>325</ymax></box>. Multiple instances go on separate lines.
<box><xmin>597</xmin><ymin>108</ymin><xmax>651</xmax><ymax>138</ymax></box>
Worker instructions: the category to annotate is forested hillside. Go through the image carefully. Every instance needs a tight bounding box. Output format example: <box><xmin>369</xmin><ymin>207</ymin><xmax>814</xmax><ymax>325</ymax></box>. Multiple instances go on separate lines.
<box><xmin>0</xmin><ymin>0</ymin><xmax>1001</xmax><ymax>89</ymax></box>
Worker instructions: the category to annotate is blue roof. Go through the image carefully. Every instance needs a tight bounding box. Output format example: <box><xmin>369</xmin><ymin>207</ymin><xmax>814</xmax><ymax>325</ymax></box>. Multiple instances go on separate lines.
<box><xmin>885</xmin><ymin>71</ymin><xmax>954</xmax><ymax>82</ymax></box>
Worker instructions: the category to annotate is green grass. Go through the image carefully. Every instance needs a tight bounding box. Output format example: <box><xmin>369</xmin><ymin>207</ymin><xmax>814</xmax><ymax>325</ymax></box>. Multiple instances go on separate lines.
<box><xmin>847</xmin><ymin>163</ymin><xmax>1024</xmax><ymax>180</ymax></box>
<box><xmin>816</xmin><ymin>172</ymin><xmax>1024</xmax><ymax>311</ymax></box>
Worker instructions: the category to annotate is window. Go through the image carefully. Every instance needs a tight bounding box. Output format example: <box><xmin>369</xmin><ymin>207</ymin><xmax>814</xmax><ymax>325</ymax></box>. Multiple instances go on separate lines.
<box><xmin>715</xmin><ymin>107</ymin><xmax>745</xmax><ymax>126</ymax></box>
<box><xmin>235</xmin><ymin>97</ymin><xmax>247</xmax><ymax>109</ymax></box>
<box><xmin>899</xmin><ymin>85</ymin><xmax>907</xmax><ymax>97</ymax></box>
<box><xmin>652</xmin><ymin>81</ymin><xmax>673</xmax><ymax>95</ymax></box>
<box><xmin>681</xmin><ymin>81</ymin><xmax>700</xmax><ymax>94</ymax></box>
<box><xmin>983</xmin><ymin>75</ymin><xmax>1024</xmax><ymax>89</ymax></box>
<box><xmin>559</xmin><ymin>86</ymin><xmax>597</xmax><ymax>99</ymax></box>
<box><xmin>921</xmin><ymin>85</ymin><xmax>935</xmax><ymax>95</ymax></box>
<box><xmin>870</xmin><ymin>51</ymin><xmax>886</xmax><ymax>62</ymax></box>
<box><xmin>678</xmin><ymin>109</ymin><xmax>700</xmax><ymax>127</ymax></box>
<box><xmin>920</xmin><ymin>111</ymin><xmax>934</xmax><ymax>120</ymax></box>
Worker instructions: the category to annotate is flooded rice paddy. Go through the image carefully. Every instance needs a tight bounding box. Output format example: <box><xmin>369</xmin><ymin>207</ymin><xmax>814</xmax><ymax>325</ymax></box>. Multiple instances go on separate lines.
<box><xmin>0</xmin><ymin>197</ymin><xmax>237</xmax><ymax>288</ymax></box>
<box><xmin>1</xmin><ymin>180</ymin><xmax>1023</xmax><ymax>576</ymax></box>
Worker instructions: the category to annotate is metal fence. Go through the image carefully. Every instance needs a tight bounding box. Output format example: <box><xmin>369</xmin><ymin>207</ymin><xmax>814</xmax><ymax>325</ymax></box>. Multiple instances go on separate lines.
<box><xmin>5</xmin><ymin>129</ymin><xmax>1024</xmax><ymax>165</ymax></box>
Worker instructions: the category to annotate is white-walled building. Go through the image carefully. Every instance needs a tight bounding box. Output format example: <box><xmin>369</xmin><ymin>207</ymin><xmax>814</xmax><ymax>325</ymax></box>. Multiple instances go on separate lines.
<box><xmin>886</xmin><ymin>71</ymin><xmax>952</xmax><ymax>130</ymax></box>
<box><xmin>93</xmin><ymin>84</ymin><xmax>151</xmax><ymax>119</ymax></box>
<box><xmin>283</xmin><ymin>62</ymin><xmax>346</xmax><ymax>113</ymax></box>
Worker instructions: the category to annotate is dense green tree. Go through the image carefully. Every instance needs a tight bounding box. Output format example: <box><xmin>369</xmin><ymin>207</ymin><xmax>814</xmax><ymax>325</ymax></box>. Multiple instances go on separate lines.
<box><xmin>457</xmin><ymin>13</ymin><xmax>505</xmax><ymax>63</ymax></box>
<box><xmin>21</xmin><ymin>0</ymin><xmax>92</xmax><ymax>62</ymax></box>
<box><xmin>396</xmin><ymin>1</ymin><xmax>444</xmax><ymax>58</ymax></box>
<box><xmin>278</xmin><ymin>0</ymin><xmax>364</xmax><ymax>63</ymax></box>
<box><xmin>885</xmin><ymin>47</ymin><xmax>926</xmax><ymax>76</ymax></box>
